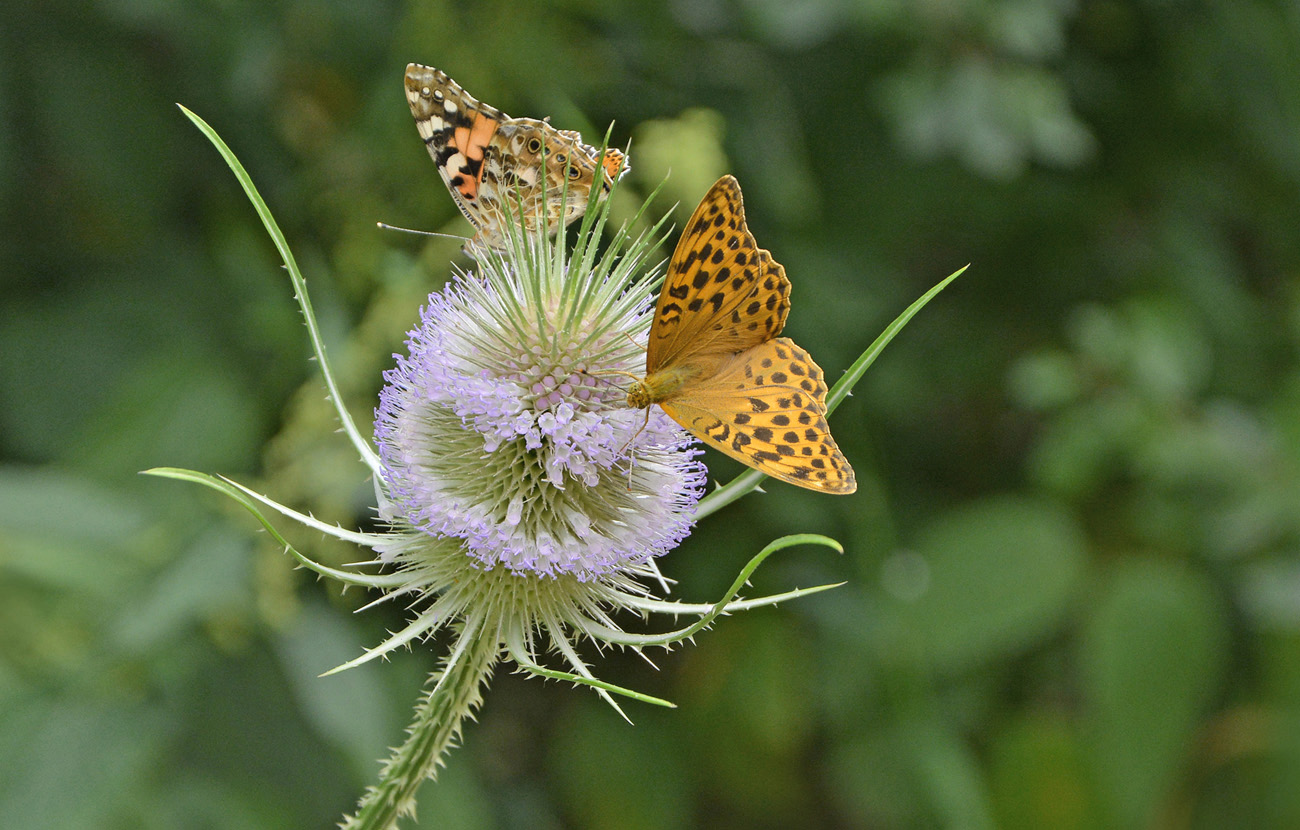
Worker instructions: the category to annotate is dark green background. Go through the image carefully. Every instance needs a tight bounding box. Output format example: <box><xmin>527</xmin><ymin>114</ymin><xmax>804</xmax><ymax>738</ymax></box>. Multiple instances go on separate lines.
<box><xmin>4</xmin><ymin>1</ymin><xmax>1299</xmax><ymax>827</ymax></box>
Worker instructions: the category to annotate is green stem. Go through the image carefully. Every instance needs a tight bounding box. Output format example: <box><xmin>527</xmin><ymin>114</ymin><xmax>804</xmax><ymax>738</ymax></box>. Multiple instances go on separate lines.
<box><xmin>340</xmin><ymin>622</ymin><xmax>499</xmax><ymax>830</ymax></box>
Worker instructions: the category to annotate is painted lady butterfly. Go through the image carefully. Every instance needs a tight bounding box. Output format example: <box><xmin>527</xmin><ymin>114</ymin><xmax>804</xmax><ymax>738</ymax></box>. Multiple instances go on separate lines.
<box><xmin>404</xmin><ymin>64</ymin><xmax>628</xmax><ymax>255</ymax></box>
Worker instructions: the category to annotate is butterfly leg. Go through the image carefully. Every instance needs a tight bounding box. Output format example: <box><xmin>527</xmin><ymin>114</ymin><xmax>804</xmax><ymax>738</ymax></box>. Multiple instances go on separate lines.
<box><xmin>621</xmin><ymin>406</ymin><xmax>651</xmax><ymax>491</ymax></box>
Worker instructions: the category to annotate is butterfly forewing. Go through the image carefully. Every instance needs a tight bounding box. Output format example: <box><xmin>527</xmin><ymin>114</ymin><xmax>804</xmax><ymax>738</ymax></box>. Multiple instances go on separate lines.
<box><xmin>658</xmin><ymin>338</ymin><xmax>856</xmax><ymax>494</ymax></box>
<box><xmin>404</xmin><ymin>65</ymin><xmax>504</xmax><ymax>226</ymax></box>
<box><xmin>646</xmin><ymin>177</ymin><xmax>791</xmax><ymax>373</ymax></box>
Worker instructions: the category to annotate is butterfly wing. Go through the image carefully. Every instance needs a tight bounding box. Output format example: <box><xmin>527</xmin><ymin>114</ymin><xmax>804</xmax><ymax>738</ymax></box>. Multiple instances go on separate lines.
<box><xmin>646</xmin><ymin>175</ymin><xmax>791</xmax><ymax>375</ymax></box>
<box><xmin>598</xmin><ymin>148</ymin><xmax>629</xmax><ymax>185</ymax></box>
<box><xmin>404</xmin><ymin>64</ymin><xmax>507</xmax><ymax>238</ymax></box>
<box><xmin>659</xmin><ymin>338</ymin><xmax>856</xmax><ymax>494</ymax></box>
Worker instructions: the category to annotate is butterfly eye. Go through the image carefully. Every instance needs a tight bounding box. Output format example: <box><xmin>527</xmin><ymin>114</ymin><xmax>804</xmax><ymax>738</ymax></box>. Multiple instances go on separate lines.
<box><xmin>526</xmin><ymin>137</ymin><xmax>543</xmax><ymax>154</ymax></box>
<box><xmin>554</xmin><ymin>153</ymin><xmax>567</xmax><ymax>166</ymax></box>
<box><xmin>567</xmin><ymin>165</ymin><xmax>582</xmax><ymax>180</ymax></box>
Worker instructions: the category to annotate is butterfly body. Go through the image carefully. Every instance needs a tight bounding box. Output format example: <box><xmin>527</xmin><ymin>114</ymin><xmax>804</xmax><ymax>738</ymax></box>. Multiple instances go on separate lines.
<box><xmin>627</xmin><ymin>362</ymin><xmax>710</xmax><ymax>409</ymax></box>
<box><xmin>629</xmin><ymin>176</ymin><xmax>856</xmax><ymax>494</ymax></box>
<box><xmin>404</xmin><ymin>64</ymin><xmax>627</xmax><ymax>253</ymax></box>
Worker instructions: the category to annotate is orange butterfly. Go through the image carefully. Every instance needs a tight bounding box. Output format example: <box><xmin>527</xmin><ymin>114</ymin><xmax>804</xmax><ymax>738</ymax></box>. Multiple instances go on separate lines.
<box><xmin>627</xmin><ymin>176</ymin><xmax>856</xmax><ymax>494</ymax></box>
<box><xmin>404</xmin><ymin>64</ymin><xmax>627</xmax><ymax>254</ymax></box>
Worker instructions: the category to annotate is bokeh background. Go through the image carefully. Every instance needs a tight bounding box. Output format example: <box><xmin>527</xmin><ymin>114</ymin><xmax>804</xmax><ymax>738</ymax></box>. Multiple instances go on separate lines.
<box><xmin>5</xmin><ymin>1</ymin><xmax>1300</xmax><ymax>827</ymax></box>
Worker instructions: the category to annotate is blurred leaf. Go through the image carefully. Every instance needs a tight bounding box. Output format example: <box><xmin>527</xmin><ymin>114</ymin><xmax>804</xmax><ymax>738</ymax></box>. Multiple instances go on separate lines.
<box><xmin>550</xmin><ymin>705</ymin><xmax>691</xmax><ymax>830</ymax></box>
<box><xmin>1080</xmin><ymin>558</ymin><xmax>1229</xmax><ymax>827</ymax></box>
<box><xmin>674</xmin><ymin>615</ymin><xmax>820</xmax><ymax>825</ymax></box>
<box><xmin>826</xmin><ymin>731</ymin><xmax>921</xmax><ymax>827</ymax></box>
<box><xmin>989</xmin><ymin>711</ymin><xmax>1102</xmax><ymax>830</ymax></box>
<box><xmin>411</xmin><ymin>755</ymin><xmax>496</xmax><ymax>830</ymax></box>
<box><xmin>0</xmin><ymin>466</ymin><xmax>152</xmax><ymax>594</ymax></box>
<box><xmin>631</xmin><ymin>108</ymin><xmax>730</xmax><ymax>216</ymax></box>
<box><xmin>274</xmin><ymin>601</ymin><xmax>397</xmax><ymax>782</ymax></box>
<box><xmin>109</xmin><ymin>526</ymin><xmax>254</xmax><ymax>653</ymax></box>
<box><xmin>894</xmin><ymin>496</ymin><xmax>1088</xmax><ymax>674</ymax></box>
<box><xmin>0</xmin><ymin>696</ymin><xmax>169</xmax><ymax>829</ymax></box>
<box><xmin>906</xmin><ymin>716</ymin><xmax>999</xmax><ymax>830</ymax></box>
<box><xmin>878</xmin><ymin>56</ymin><xmax>1094</xmax><ymax>178</ymax></box>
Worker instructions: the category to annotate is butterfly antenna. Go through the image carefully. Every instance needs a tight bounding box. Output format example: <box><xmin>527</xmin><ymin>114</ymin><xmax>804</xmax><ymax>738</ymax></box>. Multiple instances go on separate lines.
<box><xmin>376</xmin><ymin>221</ymin><xmax>471</xmax><ymax>243</ymax></box>
<box><xmin>577</xmin><ymin>367</ymin><xmax>640</xmax><ymax>393</ymax></box>
<box><xmin>621</xmin><ymin>330</ymin><xmax>648</xmax><ymax>354</ymax></box>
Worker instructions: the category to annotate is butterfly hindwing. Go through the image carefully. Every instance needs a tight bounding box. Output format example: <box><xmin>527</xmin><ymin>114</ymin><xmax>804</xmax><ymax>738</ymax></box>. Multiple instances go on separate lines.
<box><xmin>646</xmin><ymin>176</ymin><xmax>791</xmax><ymax>373</ymax></box>
<box><xmin>658</xmin><ymin>338</ymin><xmax>855</xmax><ymax>494</ymax></box>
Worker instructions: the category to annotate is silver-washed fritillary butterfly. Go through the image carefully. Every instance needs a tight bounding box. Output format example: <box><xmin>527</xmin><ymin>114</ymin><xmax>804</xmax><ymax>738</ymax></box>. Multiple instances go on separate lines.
<box><xmin>627</xmin><ymin>175</ymin><xmax>856</xmax><ymax>494</ymax></box>
<box><xmin>404</xmin><ymin>64</ymin><xmax>628</xmax><ymax>255</ymax></box>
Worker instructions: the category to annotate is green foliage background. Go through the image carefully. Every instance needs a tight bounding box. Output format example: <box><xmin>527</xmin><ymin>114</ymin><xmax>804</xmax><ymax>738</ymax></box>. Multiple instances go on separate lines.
<box><xmin>4</xmin><ymin>1</ymin><xmax>1300</xmax><ymax>827</ymax></box>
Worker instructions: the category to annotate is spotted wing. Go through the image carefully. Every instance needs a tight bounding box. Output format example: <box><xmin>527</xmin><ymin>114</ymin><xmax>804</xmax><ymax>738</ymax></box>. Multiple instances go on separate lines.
<box><xmin>598</xmin><ymin>148</ymin><xmax>629</xmax><ymax>184</ymax></box>
<box><xmin>544</xmin><ymin>128</ymin><xmax>629</xmax><ymax>188</ymax></box>
<box><xmin>646</xmin><ymin>175</ymin><xmax>791</xmax><ymax>375</ymax></box>
<box><xmin>488</xmin><ymin>120</ymin><xmax>623</xmax><ymax>229</ymax></box>
<box><xmin>404</xmin><ymin>63</ymin><xmax>508</xmax><ymax>235</ymax></box>
<box><xmin>659</xmin><ymin>338</ymin><xmax>856</xmax><ymax>494</ymax></box>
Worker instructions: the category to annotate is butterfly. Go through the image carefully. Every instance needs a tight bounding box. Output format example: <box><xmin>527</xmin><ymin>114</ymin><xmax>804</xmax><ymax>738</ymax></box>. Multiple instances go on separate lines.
<box><xmin>626</xmin><ymin>175</ymin><xmax>856</xmax><ymax>494</ymax></box>
<box><xmin>404</xmin><ymin>63</ymin><xmax>628</xmax><ymax>254</ymax></box>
